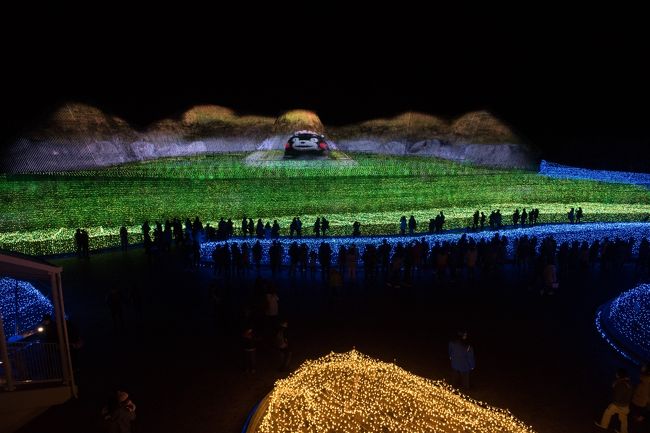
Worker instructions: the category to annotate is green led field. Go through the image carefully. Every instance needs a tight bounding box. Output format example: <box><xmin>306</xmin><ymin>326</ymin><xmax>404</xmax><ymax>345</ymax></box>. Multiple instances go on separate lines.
<box><xmin>1</xmin><ymin>154</ymin><xmax>649</xmax><ymax>256</ymax></box>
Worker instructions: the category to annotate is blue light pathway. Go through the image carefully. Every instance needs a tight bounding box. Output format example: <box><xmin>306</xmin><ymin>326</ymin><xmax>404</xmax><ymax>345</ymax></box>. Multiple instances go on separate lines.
<box><xmin>201</xmin><ymin>222</ymin><xmax>650</xmax><ymax>265</ymax></box>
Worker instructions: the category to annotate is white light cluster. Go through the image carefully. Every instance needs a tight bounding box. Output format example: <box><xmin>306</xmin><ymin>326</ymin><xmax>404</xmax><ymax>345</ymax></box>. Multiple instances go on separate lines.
<box><xmin>256</xmin><ymin>350</ymin><xmax>535</xmax><ymax>433</ymax></box>
<box><xmin>0</xmin><ymin>277</ymin><xmax>54</xmax><ymax>338</ymax></box>
<box><xmin>597</xmin><ymin>283</ymin><xmax>650</xmax><ymax>362</ymax></box>
<box><xmin>201</xmin><ymin>222</ymin><xmax>650</xmax><ymax>265</ymax></box>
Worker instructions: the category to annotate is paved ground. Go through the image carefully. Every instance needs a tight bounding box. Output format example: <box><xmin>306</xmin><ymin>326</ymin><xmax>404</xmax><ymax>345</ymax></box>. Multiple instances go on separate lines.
<box><xmin>13</xmin><ymin>246</ymin><xmax>650</xmax><ymax>433</ymax></box>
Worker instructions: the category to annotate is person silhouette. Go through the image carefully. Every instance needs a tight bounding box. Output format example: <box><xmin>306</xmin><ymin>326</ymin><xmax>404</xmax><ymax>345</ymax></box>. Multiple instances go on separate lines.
<box><xmin>241</xmin><ymin>217</ymin><xmax>248</xmax><ymax>236</ymax></box>
<box><xmin>321</xmin><ymin>217</ymin><xmax>330</xmax><ymax>237</ymax></box>
<box><xmin>75</xmin><ymin>228</ymin><xmax>82</xmax><ymax>257</ymax></box>
<box><xmin>120</xmin><ymin>226</ymin><xmax>128</xmax><ymax>252</ymax></box>
<box><xmin>314</xmin><ymin>217</ymin><xmax>321</xmax><ymax>237</ymax></box>
<box><xmin>275</xmin><ymin>320</ymin><xmax>291</xmax><ymax>371</ymax></box>
<box><xmin>408</xmin><ymin>215</ymin><xmax>417</xmax><ymax>235</ymax></box>
<box><xmin>296</xmin><ymin>217</ymin><xmax>303</xmax><ymax>237</ymax></box>
<box><xmin>449</xmin><ymin>330</ymin><xmax>475</xmax><ymax>390</ymax></box>
<box><xmin>512</xmin><ymin>209</ymin><xmax>520</xmax><ymax>227</ymax></box>
<box><xmin>576</xmin><ymin>207</ymin><xmax>583</xmax><ymax>223</ymax></box>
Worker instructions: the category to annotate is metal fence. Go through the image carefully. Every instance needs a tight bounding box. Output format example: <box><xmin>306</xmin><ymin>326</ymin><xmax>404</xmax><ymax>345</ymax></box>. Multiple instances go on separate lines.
<box><xmin>0</xmin><ymin>341</ymin><xmax>63</xmax><ymax>386</ymax></box>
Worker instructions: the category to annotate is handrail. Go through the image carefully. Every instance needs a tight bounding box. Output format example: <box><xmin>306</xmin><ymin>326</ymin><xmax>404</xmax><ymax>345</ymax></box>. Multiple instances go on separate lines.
<box><xmin>0</xmin><ymin>341</ymin><xmax>63</xmax><ymax>388</ymax></box>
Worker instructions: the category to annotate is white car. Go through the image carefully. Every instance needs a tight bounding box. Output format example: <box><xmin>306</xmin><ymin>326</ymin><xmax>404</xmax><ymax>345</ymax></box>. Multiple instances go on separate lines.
<box><xmin>284</xmin><ymin>131</ymin><xmax>329</xmax><ymax>157</ymax></box>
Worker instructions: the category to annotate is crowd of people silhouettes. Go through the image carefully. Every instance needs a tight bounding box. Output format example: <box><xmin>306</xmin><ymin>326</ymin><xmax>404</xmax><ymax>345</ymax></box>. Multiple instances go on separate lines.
<box><xmin>75</xmin><ymin>206</ymin><xmax>594</xmax><ymax>261</ymax></box>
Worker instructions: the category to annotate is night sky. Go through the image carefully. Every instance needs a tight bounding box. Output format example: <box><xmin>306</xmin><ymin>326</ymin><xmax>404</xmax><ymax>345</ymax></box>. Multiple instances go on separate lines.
<box><xmin>2</xmin><ymin>14</ymin><xmax>648</xmax><ymax>171</ymax></box>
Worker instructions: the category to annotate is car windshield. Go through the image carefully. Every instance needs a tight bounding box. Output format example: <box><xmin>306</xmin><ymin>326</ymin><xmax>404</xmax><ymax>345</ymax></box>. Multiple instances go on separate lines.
<box><xmin>296</xmin><ymin>134</ymin><xmax>319</xmax><ymax>141</ymax></box>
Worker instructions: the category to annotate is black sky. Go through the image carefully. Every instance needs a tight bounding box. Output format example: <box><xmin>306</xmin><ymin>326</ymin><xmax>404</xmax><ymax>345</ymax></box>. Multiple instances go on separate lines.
<box><xmin>2</xmin><ymin>12</ymin><xmax>649</xmax><ymax>171</ymax></box>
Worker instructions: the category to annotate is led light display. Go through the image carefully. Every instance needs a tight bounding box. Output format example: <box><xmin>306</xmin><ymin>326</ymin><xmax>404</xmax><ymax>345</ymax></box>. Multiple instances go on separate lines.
<box><xmin>1</xmin><ymin>154</ymin><xmax>649</xmax><ymax>255</ymax></box>
<box><xmin>0</xmin><ymin>277</ymin><xmax>54</xmax><ymax>338</ymax></box>
<box><xmin>540</xmin><ymin>160</ymin><xmax>650</xmax><ymax>187</ymax></box>
<box><xmin>596</xmin><ymin>283</ymin><xmax>650</xmax><ymax>363</ymax></box>
<box><xmin>202</xmin><ymin>222</ymin><xmax>650</xmax><ymax>265</ymax></box>
<box><xmin>255</xmin><ymin>350</ymin><xmax>535</xmax><ymax>433</ymax></box>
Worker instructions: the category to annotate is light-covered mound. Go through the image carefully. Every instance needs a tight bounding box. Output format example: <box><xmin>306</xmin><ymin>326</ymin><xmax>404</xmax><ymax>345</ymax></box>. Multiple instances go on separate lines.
<box><xmin>4</xmin><ymin>103</ymin><xmax>537</xmax><ymax>172</ymax></box>
<box><xmin>256</xmin><ymin>350</ymin><xmax>535</xmax><ymax>433</ymax></box>
<box><xmin>0</xmin><ymin>277</ymin><xmax>54</xmax><ymax>339</ymax></box>
<box><xmin>274</xmin><ymin>109</ymin><xmax>325</xmax><ymax>134</ymax></box>
<box><xmin>598</xmin><ymin>283</ymin><xmax>650</xmax><ymax>362</ymax></box>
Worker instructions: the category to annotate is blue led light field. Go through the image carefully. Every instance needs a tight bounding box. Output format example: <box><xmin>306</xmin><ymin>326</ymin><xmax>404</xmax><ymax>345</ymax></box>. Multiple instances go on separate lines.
<box><xmin>596</xmin><ymin>283</ymin><xmax>650</xmax><ymax>363</ymax></box>
<box><xmin>201</xmin><ymin>222</ymin><xmax>650</xmax><ymax>265</ymax></box>
<box><xmin>540</xmin><ymin>160</ymin><xmax>650</xmax><ymax>188</ymax></box>
<box><xmin>0</xmin><ymin>277</ymin><xmax>54</xmax><ymax>339</ymax></box>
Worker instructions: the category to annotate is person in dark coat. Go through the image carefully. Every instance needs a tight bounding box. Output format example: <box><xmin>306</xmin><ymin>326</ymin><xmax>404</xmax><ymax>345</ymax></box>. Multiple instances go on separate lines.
<box><xmin>274</xmin><ymin>319</ymin><xmax>291</xmax><ymax>371</ymax></box>
<box><xmin>241</xmin><ymin>217</ymin><xmax>248</xmax><ymax>236</ymax></box>
<box><xmin>321</xmin><ymin>217</ymin><xmax>330</xmax><ymax>236</ymax></box>
<box><xmin>448</xmin><ymin>330</ymin><xmax>475</xmax><ymax>390</ymax></box>
<box><xmin>408</xmin><ymin>215</ymin><xmax>417</xmax><ymax>235</ymax></box>
<box><xmin>119</xmin><ymin>226</ymin><xmax>128</xmax><ymax>252</ymax></box>
<box><xmin>242</xmin><ymin>328</ymin><xmax>256</xmax><ymax>373</ymax></box>
<box><xmin>399</xmin><ymin>216</ymin><xmax>407</xmax><ymax>235</ymax></box>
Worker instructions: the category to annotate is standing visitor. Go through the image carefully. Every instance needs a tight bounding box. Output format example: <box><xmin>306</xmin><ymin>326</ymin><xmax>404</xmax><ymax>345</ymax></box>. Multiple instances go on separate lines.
<box><xmin>448</xmin><ymin>330</ymin><xmax>475</xmax><ymax>390</ymax></box>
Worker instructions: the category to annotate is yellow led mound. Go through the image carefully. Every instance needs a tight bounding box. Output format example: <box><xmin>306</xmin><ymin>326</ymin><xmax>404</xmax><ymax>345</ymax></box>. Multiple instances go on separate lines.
<box><xmin>255</xmin><ymin>350</ymin><xmax>535</xmax><ymax>433</ymax></box>
<box><xmin>451</xmin><ymin>111</ymin><xmax>517</xmax><ymax>143</ymax></box>
<box><xmin>274</xmin><ymin>110</ymin><xmax>325</xmax><ymax>134</ymax></box>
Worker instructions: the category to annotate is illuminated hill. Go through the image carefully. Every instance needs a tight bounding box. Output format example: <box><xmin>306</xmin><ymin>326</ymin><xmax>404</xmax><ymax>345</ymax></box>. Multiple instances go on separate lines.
<box><xmin>250</xmin><ymin>350</ymin><xmax>535</xmax><ymax>433</ymax></box>
<box><xmin>3</xmin><ymin>103</ymin><xmax>535</xmax><ymax>172</ymax></box>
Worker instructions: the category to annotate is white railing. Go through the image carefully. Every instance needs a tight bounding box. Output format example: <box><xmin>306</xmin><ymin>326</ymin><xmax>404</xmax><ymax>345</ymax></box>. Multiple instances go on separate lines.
<box><xmin>0</xmin><ymin>341</ymin><xmax>63</xmax><ymax>387</ymax></box>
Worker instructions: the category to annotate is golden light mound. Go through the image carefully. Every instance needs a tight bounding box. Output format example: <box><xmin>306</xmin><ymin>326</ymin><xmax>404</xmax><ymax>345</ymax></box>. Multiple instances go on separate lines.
<box><xmin>353</xmin><ymin>111</ymin><xmax>448</xmax><ymax>138</ymax></box>
<box><xmin>451</xmin><ymin>111</ymin><xmax>518</xmax><ymax>143</ymax></box>
<box><xmin>147</xmin><ymin>118</ymin><xmax>183</xmax><ymax>134</ymax></box>
<box><xmin>47</xmin><ymin>102</ymin><xmax>129</xmax><ymax>136</ymax></box>
<box><xmin>364</xmin><ymin>111</ymin><xmax>447</xmax><ymax>130</ymax></box>
<box><xmin>237</xmin><ymin>114</ymin><xmax>275</xmax><ymax>127</ymax></box>
<box><xmin>255</xmin><ymin>350</ymin><xmax>535</xmax><ymax>433</ymax></box>
<box><xmin>181</xmin><ymin>105</ymin><xmax>237</xmax><ymax>126</ymax></box>
<box><xmin>393</xmin><ymin>112</ymin><xmax>447</xmax><ymax>129</ymax></box>
<box><xmin>274</xmin><ymin>110</ymin><xmax>325</xmax><ymax>134</ymax></box>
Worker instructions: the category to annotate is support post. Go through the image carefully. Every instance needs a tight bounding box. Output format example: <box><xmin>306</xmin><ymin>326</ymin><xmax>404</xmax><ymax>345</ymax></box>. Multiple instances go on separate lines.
<box><xmin>0</xmin><ymin>312</ymin><xmax>15</xmax><ymax>391</ymax></box>
<box><xmin>50</xmin><ymin>272</ymin><xmax>71</xmax><ymax>387</ymax></box>
<box><xmin>56</xmin><ymin>272</ymin><xmax>77</xmax><ymax>397</ymax></box>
